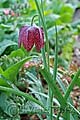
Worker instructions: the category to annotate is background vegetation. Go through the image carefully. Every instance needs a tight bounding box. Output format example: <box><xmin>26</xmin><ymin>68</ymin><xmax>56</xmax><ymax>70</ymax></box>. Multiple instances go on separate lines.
<box><xmin>0</xmin><ymin>0</ymin><xmax>80</xmax><ymax>120</ymax></box>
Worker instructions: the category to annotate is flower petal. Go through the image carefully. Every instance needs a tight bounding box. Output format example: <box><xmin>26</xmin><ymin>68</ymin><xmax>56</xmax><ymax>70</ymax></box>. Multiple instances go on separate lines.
<box><xmin>25</xmin><ymin>27</ymin><xmax>34</xmax><ymax>51</ymax></box>
<box><xmin>18</xmin><ymin>26</ymin><xmax>29</xmax><ymax>47</ymax></box>
<box><xmin>34</xmin><ymin>27</ymin><xmax>44</xmax><ymax>51</ymax></box>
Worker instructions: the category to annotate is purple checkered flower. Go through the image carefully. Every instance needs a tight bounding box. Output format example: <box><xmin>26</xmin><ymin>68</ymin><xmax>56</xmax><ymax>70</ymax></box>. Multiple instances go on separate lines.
<box><xmin>18</xmin><ymin>25</ymin><xmax>44</xmax><ymax>51</ymax></box>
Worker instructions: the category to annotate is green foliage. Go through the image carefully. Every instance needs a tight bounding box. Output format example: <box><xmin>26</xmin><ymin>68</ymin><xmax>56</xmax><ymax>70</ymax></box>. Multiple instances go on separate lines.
<box><xmin>0</xmin><ymin>93</ymin><xmax>19</xmax><ymax>117</ymax></box>
<box><xmin>61</xmin><ymin>38</ymin><xmax>75</xmax><ymax>61</ymax></box>
<box><xmin>0</xmin><ymin>40</ymin><xmax>17</xmax><ymax>56</ymax></box>
<box><xmin>0</xmin><ymin>56</ymin><xmax>32</xmax><ymax>86</ymax></box>
<box><xmin>9</xmin><ymin>49</ymin><xmax>25</xmax><ymax>58</ymax></box>
<box><xmin>0</xmin><ymin>49</ymin><xmax>25</xmax><ymax>70</ymax></box>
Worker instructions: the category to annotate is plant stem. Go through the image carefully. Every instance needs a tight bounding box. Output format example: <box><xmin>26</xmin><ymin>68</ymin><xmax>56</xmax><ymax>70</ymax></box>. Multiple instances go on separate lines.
<box><xmin>39</xmin><ymin>0</ymin><xmax>47</xmax><ymax>68</ymax></box>
<box><xmin>64</xmin><ymin>69</ymin><xmax>80</xmax><ymax>100</ymax></box>
<box><xmin>34</xmin><ymin>0</ymin><xmax>49</xmax><ymax>70</ymax></box>
<box><xmin>49</xmin><ymin>24</ymin><xmax>58</xmax><ymax>120</ymax></box>
<box><xmin>40</xmin><ymin>1</ymin><xmax>52</xmax><ymax>120</ymax></box>
<box><xmin>53</xmin><ymin>24</ymin><xmax>58</xmax><ymax>80</ymax></box>
<box><xmin>48</xmin><ymin>89</ymin><xmax>53</xmax><ymax>120</ymax></box>
<box><xmin>41</xmin><ymin>48</ymin><xmax>47</xmax><ymax>67</ymax></box>
<box><xmin>31</xmin><ymin>14</ymin><xmax>38</xmax><ymax>26</ymax></box>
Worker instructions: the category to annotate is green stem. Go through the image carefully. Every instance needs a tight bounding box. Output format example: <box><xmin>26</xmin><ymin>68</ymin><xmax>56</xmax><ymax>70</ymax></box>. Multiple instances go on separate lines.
<box><xmin>40</xmin><ymin>1</ymin><xmax>52</xmax><ymax>120</ymax></box>
<box><xmin>0</xmin><ymin>86</ymin><xmax>45</xmax><ymax>109</ymax></box>
<box><xmin>31</xmin><ymin>14</ymin><xmax>38</xmax><ymax>26</ymax></box>
<box><xmin>39</xmin><ymin>0</ymin><xmax>47</xmax><ymax>68</ymax></box>
<box><xmin>41</xmin><ymin>0</ymin><xmax>44</xmax><ymax>16</ymax></box>
<box><xmin>53</xmin><ymin>24</ymin><xmax>58</xmax><ymax>80</ymax></box>
<box><xmin>64</xmin><ymin>69</ymin><xmax>80</xmax><ymax>100</ymax></box>
<box><xmin>34</xmin><ymin>0</ymin><xmax>49</xmax><ymax>71</ymax></box>
<box><xmin>41</xmin><ymin>48</ymin><xmax>47</xmax><ymax>67</ymax></box>
<box><xmin>49</xmin><ymin>24</ymin><xmax>58</xmax><ymax>120</ymax></box>
<box><xmin>48</xmin><ymin>89</ymin><xmax>53</xmax><ymax>120</ymax></box>
<box><xmin>48</xmin><ymin>24</ymin><xmax>58</xmax><ymax>120</ymax></box>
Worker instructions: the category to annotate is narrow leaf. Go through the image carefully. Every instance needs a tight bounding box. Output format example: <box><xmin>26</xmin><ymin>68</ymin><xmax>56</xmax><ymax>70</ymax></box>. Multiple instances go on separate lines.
<box><xmin>40</xmin><ymin>68</ymin><xmax>67</xmax><ymax>108</ymax></box>
<box><xmin>64</xmin><ymin>69</ymin><xmax>80</xmax><ymax>100</ymax></box>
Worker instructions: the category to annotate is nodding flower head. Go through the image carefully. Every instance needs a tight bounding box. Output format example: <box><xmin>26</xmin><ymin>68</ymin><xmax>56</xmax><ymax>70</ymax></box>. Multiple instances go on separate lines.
<box><xmin>18</xmin><ymin>25</ymin><xmax>44</xmax><ymax>52</ymax></box>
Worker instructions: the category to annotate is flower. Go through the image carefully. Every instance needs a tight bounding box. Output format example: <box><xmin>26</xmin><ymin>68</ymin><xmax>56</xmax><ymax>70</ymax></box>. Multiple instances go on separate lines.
<box><xmin>10</xmin><ymin>10</ymin><xmax>16</xmax><ymax>16</ymax></box>
<box><xmin>3</xmin><ymin>9</ymin><xmax>10</xmax><ymax>15</ymax></box>
<box><xmin>18</xmin><ymin>25</ymin><xmax>44</xmax><ymax>51</ymax></box>
<box><xmin>3</xmin><ymin>9</ymin><xmax>16</xmax><ymax>17</ymax></box>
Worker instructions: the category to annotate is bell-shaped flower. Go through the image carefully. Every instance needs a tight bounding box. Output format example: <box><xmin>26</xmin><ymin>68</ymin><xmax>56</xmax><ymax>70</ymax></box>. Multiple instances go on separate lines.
<box><xmin>18</xmin><ymin>25</ymin><xmax>44</xmax><ymax>51</ymax></box>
